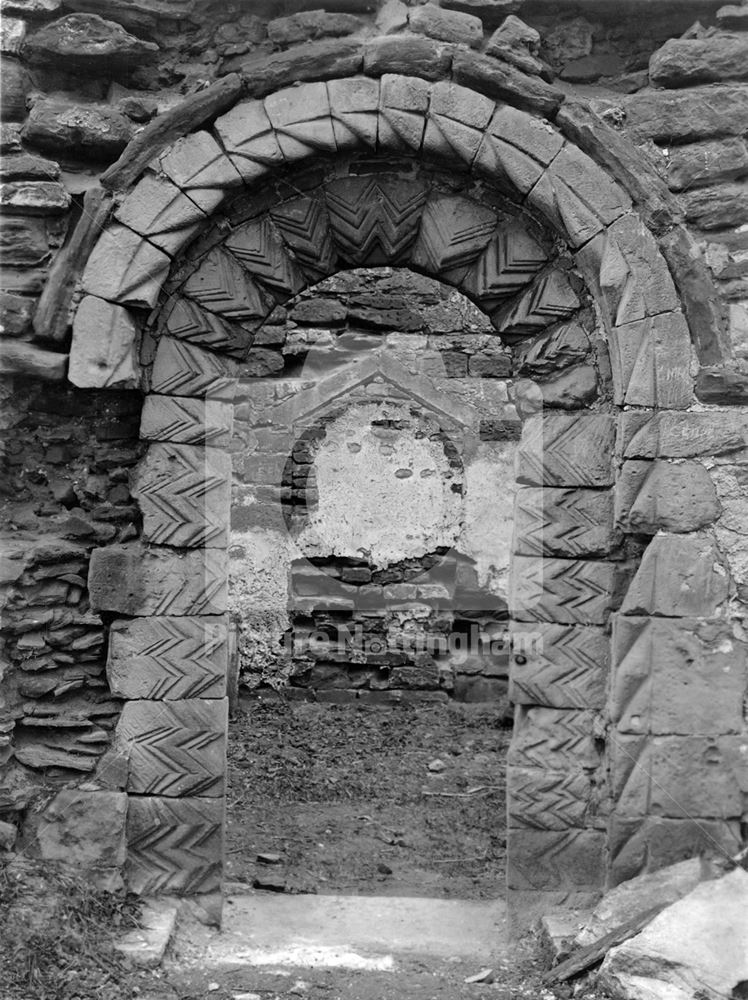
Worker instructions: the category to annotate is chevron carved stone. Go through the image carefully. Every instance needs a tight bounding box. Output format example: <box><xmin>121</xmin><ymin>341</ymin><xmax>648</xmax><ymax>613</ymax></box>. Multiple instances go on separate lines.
<box><xmin>108</xmin><ymin>615</ymin><xmax>228</xmax><ymax>701</ymax></box>
<box><xmin>495</xmin><ymin>268</ymin><xmax>580</xmax><ymax>335</ymax></box>
<box><xmin>513</xmin><ymin>487</ymin><xmax>617</xmax><ymax>558</ymax></box>
<box><xmin>161</xmin><ymin>297</ymin><xmax>255</xmax><ymax>360</ymax></box>
<box><xmin>150</xmin><ymin>337</ymin><xmax>239</xmax><ymax>400</ymax></box>
<box><xmin>461</xmin><ymin>222</ymin><xmax>548</xmax><ymax>309</ymax></box>
<box><xmin>140</xmin><ymin>395</ymin><xmax>233</xmax><ymax>447</ymax></box>
<box><xmin>423</xmin><ymin>81</ymin><xmax>495</xmax><ymax>166</ymax></box>
<box><xmin>132</xmin><ymin>443</ymin><xmax>231</xmax><ymax>548</ymax></box>
<box><xmin>270</xmin><ymin>194</ymin><xmax>337</xmax><ymax>279</ymax></box>
<box><xmin>517</xmin><ymin>413</ymin><xmax>615</xmax><ymax>487</ymax></box>
<box><xmin>474</xmin><ymin>105</ymin><xmax>565</xmax><ymax>196</ymax></box>
<box><xmin>265</xmin><ymin>82</ymin><xmax>336</xmax><ymax>159</ymax></box>
<box><xmin>324</xmin><ymin>176</ymin><xmax>428</xmax><ymax>266</ymax></box>
<box><xmin>182</xmin><ymin>247</ymin><xmax>272</xmax><ymax>322</ymax></box>
<box><xmin>118</xmin><ymin>698</ymin><xmax>227</xmax><ymax>797</ymax></box>
<box><xmin>378</xmin><ymin>73</ymin><xmax>430</xmax><ymax>153</ymax></box>
<box><xmin>508</xmin><ymin>766</ymin><xmax>592</xmax><ymax>829</ymax></box>
<box><xmin>508</xmin><ymin>706</ymin><xmax>597</xmax><ymax>771</ymax></box>
<box><xmin>214</xmin><ymin>98</ymin><xmax>284</xmax><ymax>184</ymax></box>
<box><xmin>224</xmin><ymin>217</ymin><xmax>305</xmax><ymax>300</ymax></box>
<box><xmin>509</xmin><ymin>622</ymin><xmax>609</xmax><ymax>710</ymax></box>
<box><xmin>507</xmin><ymin>828</ymin><xmax>605</xmax><ymax>891</ymax></box>
<box><xmin>126</xmin><ymin>795</ymin><xmax>223</xmax><ymax>895</ymax></box>
<box><xmin>328</xmin><ymin>76</ymin><xmax>379</xmax><ymax>149</ymax></box>
<box><xmin>510</xmin><ymin>556</ymin><xmax>630</xmax><ymax>625</ymax></box>
<box><xmin>410</xmin><ymin>194</ymin><xmax>497</xmax><ymax>283</ymax></box>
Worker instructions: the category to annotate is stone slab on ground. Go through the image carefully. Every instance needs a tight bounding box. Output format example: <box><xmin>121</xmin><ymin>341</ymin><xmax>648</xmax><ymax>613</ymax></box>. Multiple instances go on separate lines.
<box><xmin>115</xmin><ymin>897</ymin><xmax>179</xmax><ymax>969</ymax></box>
<box><xmin>599</xmin><ymin>867</ymin><xmax>748</xmax><ymax>1000</ymax></box>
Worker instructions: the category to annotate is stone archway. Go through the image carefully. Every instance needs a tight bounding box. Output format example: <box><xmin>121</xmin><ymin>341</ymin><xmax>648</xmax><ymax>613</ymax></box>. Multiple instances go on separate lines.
<box><xmin>74</xmin><ymin>69</ymin><xmax>735</xmax><ymax>927</ymax></box>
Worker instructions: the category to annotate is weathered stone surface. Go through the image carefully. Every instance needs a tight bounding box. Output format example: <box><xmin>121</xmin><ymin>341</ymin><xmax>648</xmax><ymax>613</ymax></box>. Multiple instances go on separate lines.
<box><xmin>618</xmin><ymin>411</ymin><xmax>745</xmax><ymax>459</ymax></box>
<box><xmin>214</xmin><ymin>97</ymin><xmax>283</xmax><ymax>184</ymax></box>
<box><xmin>0</xmin><ymin>152</ymin><xmax>61</xmax><ymax>180</ymax></box>
<box><xmin>1</xmin><ymin>0</ymin><xmax>61</xmax><ymax>12</ymax></box>
<box><xmin>517</xmin><ymin>413</ymin><xmax>616</xmax><ymax>487</ymax></box>
<box><xmin>610</xmin><ymin>313</ymin><xmax>693</xmax><ymax>410</ymax></box>
<box><xmin>63</xmin><ymin>0</ymin><xmax>194</xmax><ymax>31</ymax></box>
<box><xmin>616</xmin><ymin>460</ymin><xmax>720</xmax><ymax>534</ymax></box>
<box><xmin>117</xmin><ymin>698</ymin><xmax>227</xmax><ymax>797</ymax></box>
<box><xmin>0</xmin><ymin>123</ymin><xmax>22</xmax><ymax>153</ymax></box>
<box><xmin>0</xmin><ymin>339</ymin><xmax>66</xmax><ymax>380</ymax></box>
<box><xmin>364</xmin><ymin>34</ymin><xmax>452</xmax><ymax>81</ymax></box>
<box><xmin>650</xmin><ymin>33</ymin><xmax>748</xmax><ymax>88</ymax></box>
<box><xmin>33</xmin><ymin>789</ymin><xmax>126</xmax><ymax>866</ymax></box>
<box><xmin>0</xmin><ymin>216</ymin><xmax>49</xmax><ymax>267</ymax></box>
<box><xmin>22</xmin><ymin>13</ymin><xmax>158</xmax><ymax>72</ymax></box>
<box><xmin>126</xmin><ymin>794</ymin><xmax>223</xmax><ymax>896</ymax></box>
<box><xmin>88</xmin><ymin>543</ymin><xmax>228</xmax><ymax>616</ymax></box>
<box><xmin>150</xmin><ymin>336</ymin><xmax>238</xmax><ymax>399</ymax></box>
<box><xmin>621</xmin><ymin>532</ymin><xmax>729</xmax><ymax>617</ymax></box>
<box><xmin>132</xmin><ymin>442</ymin><xmax>232</xmax><ymax>548</ymax></box>
<box><xmin>22</xmin><ymin>98</ymin><xmax>132</xmax><ymax>160</ymax></box>
<box><xmin>0</xmin><ymin>58</ymin><xmax>30</xmax><ymax>122</ymax></box>
<box><xmin>69</xmin><ymin>295</ymin><xmax>140</xmax><ymax>389</ymax></box>
<box><xmin>1</xmin><ymin>17</ymin><xmax>25</xmax><ymax>54</ymax></box>
<box><xmin>157</xmin><ymin>129</ymin><xmax>243</xmax><ymax>198</ymax></box>
<box><xmin>717</xmin><ymin>4</ymin><xmax>748</xmax><ymax>29</ymax></box>
<box><xmin>682</xmin><ymin>181</ymin><xmax>748</xmax><ymax>230</ymax></box>
<box><xmin>265</xmin><ymin>80</ymin><xmax>336</xmax><ymax>160</ymax></box>
<box><xmin>161</xmin><ymin>296</ymin><xmax>255</xmax><ymax>360</ymax></box>
<box><xmin>600</xmin><ymin>869</ymin><xmax>748</xmax><ymax>1000</ymax></box>
<box><xmin>486</xmin><ymin>16</ymin><xmax>548</xmax><ymax>79</ymax></box>
<box><xmin>82</xmin><ymin>223</ymin><xmax>170</xmax><ymax>308</ymax></box>
<box><xmin>140</xmin><ymin>394</ymin><xmax>234</xmax><ymax>447</ymax></box>
<box><xmin>409</xmin><ymin>3</ymin><xmax>483</xmax><ymax>47</ymax></box>
<box><xmin>378</xmin><ymin>72</ymin><xmax>430</xmax><ymax>152</ymax></box>
<box><xmin>376</xmin><ymin>0</ymin><xmax>407</xmax><ymax>34</ymax></box>
<box><xmin>442</xmin><ymin>0</ymin><xmax>521</xmax><ymax>26</ymax></box>
<box><xmin>696</xmin><ymin>366</ymin><xmax>748</xmax><ymax>404</ymax></box>
<box><xmin>267</xmin><ymin>10</ymin><xmax>361</xmax><ymax>48</ymax></box>
<box><xmin>0</xmin><ymin>180</ymin><xmax>70</xmax><ymax>215</ymax></box>
<box><xmin>508</xmin><ymin>828</ymin><xmax>605</xmax><ymax>891</ymax></box>
<box><xmin>517</xmin><ymin>322</ymin><xmax>590</xmax><ymax>378</ymax></box>
<box><xmin>509</xmin><ymin>622</ymin><xmax>609</xmax><ymax>710</ymax></box>
<box><xmin>513</xmin><ymin>488</ymin><xmax>617</xmax><ymax>558</ymax></box>
<box><xmin>514</xmin><ymin>365</ymin><xmax>598</xmax><ymax>412</ymax></box>
<box><xmin>623</xmin><ymin>86</ymin><xmax>748</xmax><ymax>143</ymax></box>
<box><xmin>610</xmin><ymin>615</ymin><xmax>746</xmax><ymax>735</ymax></box>
<box><xmin>114</xmin><ymin>173</ymin><xmax>210</xmax><ymax>255</ymax></box>
<box><xmin>233</xmin><ymin>38</ymin><xmax>363</xmax><ymax>97</ymax></box>
<box><xmin>0</xmin><ymin>291</ymin><xmax>33</xmax><ymax>336</ymax></box>
<box><xmin>510</xmin><ymin>556</ymin><xmax>630</xmax><ymax>625</ymax></box>
<box><xmin>107</xmin><ymin>615</ymin><xmax>228</xmax><ymax>701</ymax></box>
<box><xmin>328</xmin><ymin>75</ymin><xmax>379</xmax><ymax>150</ymax></box>
<box><xmin>452</xmin><ymin>47</ymin><xmax>563</xmax><ymax>117</ymax></box>
<box><xmin>668</xmin><ymin>136</ymin><xmax>748</xmax><ymax>192</ymax></box>
<box><xmin>411</xmin><ymin>191</ymin><xmax>496</xmax><ymax>278</ymax></box>
<box><xmin>496</xmin><ymin>269</ymin><xmax>580</xmax><ymax>335</ymax></box>
<box><xmin>114</xmin><ymin>898</ymin><xmax>178</xmax><ymax>969</ymax></box>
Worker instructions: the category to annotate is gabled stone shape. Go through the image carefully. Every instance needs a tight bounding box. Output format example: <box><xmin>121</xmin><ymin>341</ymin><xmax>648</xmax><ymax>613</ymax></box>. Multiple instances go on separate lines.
<box><xmin>610</xmin><ymin>312</ymin><xmax>693</xmax><ymax>410</ymax></box>
<box><xmin>507</xmin><ymin>828</ymin><xmax>605</xmax><ymax>892</ymax></box>
<box><xmin>150</xmin><ymin>336</ymin><xmax>239</xmax><ymax>400</ymax></box>
<box><xmin>409</xmin><ymin>193</ymin><xmax>497</xmax><ymax>284</ymax></box>
<box><xmin>126</xmin><ymin>794</ymin><xmax>223</xmax><ymax>896</ymax></box>
<box><xmin>508</xmin><ymin>766</ymin><xmax>592</xmax><ymax>830</ymax></box>
<box><xmin>422</xmin><ymin>80</ymin><xmax>495</xmax><ymax>165</ymax></box>
<box><xmin>616</xmin><ymin>460</ymin><xmax>720</xmax><ymax>535</ymax></box>
<box><xmin>509</xmin><ymin>621</ymin><xmax>609</xmax><ymax>710</ymax></box>
<box><xmin>270</xmin><ymin>192</ymin><xmax>337</xmax><ymax>280</ymax></box>
<box><xmin>618</xmin><ymin>410</ymin><xmax>746</xmax><ymax>460</ymax></box>
<box><xmin>69</xmin><ymin>294</ymin><xmax>140</xmax><ymax>389</ymax></box>
<box><xmin>213</xmin><ymin>98</ymin><xmax>283</xmax><ymax>184</ymax></box>
<box><xmin>107</xmin><ymin>615</ymin><xmax>228</xmax><ymax>701</ymax></box>
<box><xmin>518</xmin><ymin>413</ymin><xmax>615</xmax><ymax>487</ymax></box>
<box><xmin>324</xmin><ymin>174</ymin><xmax>428</xmax><ymax>267</ymax></box>
<box><xmin>157</xmin><ymin>129</ymin><xmax>244</xmax><ymax>202</ymax></box>
<box><xmin>378</xmin><ymin>73</ymin><xmax>430</xmax><ymax>153</ymax></box>
<box><xmin>513</xmin><ymin>487</ymin><xmax>617</xmax><ymax>558</ymax></box>
<box><xmin>161</xmin><ymin>296</ymin><xmax>255</xmax><ymax>360</ymax></box>
<box><xmin>21</xmin><ymin>12</ymin><xmax>159</xmax><ymax>71</ymax></box>
<box><xmin>461</xmin><ymin>220</ymin><xmax>548</xmax><ymax>309</ymax></box>
<box><xmin>620</xmin><ymin>531</ymin><xmax>729</xmax><ymax>618</ymax></box>
<box><xmin>132</xmin><ymin>442</ymin><xmax>232</xmax><ymax>548</ymax></box>
<box><xmin>114</xmin><ymin>173</ymin><xmax>210</xmax><ymax>256</ymax></box>
<box><xmin>510</xmin><ymin>556</ymin><xmax>631</xmax><ymax>625</ymax></box>
<box><xmin>327</xmin><ymin>76</ymin><xmax>379</xmax><ymax>149</ymax></box>
<box><xmin>89</xmin><ymin>543</ymin><xmax>228</xmax><ymax>616</ymax></box>
<box><xmin>264</xmin><ymin>82</ymin><xmax>336</xmax><ymax>160</ymax></box>
<box><xmin>610</xmin><ymin>615</ymin><xmax>746</xmax><ymax>736</ymax></box>
<box><xmin>529</xmin><ymin>145</ymin><xmax>632</xmax><ymax>249</ymax></box>
<box><xmin>140</xmin><ymin>394</ymin><xmax>234</xmax><ymax>447</ymax></box>
<box><xmin>473</xmin><ymin>104</ymin><xmax>564</xmax><ymax>195</ymax></box>
<box><xmin>117</xmin><ymin>698</ymin><xmax>227</xmax><ymax>797</ymax></box>
<box><xmin>495</xmin><ymin>268</ymin><xmax>580</xmax><ymax>335</ymax></box>
<box><xmin>82</xmin><ymin>223</ymin><xmax>170</xmax><ymax>308</ymax></box>
<box><xmin>224</xmin><ymin>216</ymin><xmax>305</xmax><ymax>301</ymax></box>
<box><xmin>182</xmin><ymin>246</ymin><xmax>273</xmax><ymax>323</ymax></box>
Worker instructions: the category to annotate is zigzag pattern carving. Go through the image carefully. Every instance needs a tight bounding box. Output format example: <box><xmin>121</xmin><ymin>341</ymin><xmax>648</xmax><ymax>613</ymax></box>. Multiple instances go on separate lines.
<box><xmin>140</xmin><ymin>396</ymin><xmax>233</xmax><ymax>448</ymax></box>
<box><xmin>162</xmin><ymin>297</ymin><xmax>254</xmax><ymax>359</ymax></box>
<box><xmin>510</xmin><ymin>556</ymin><xmax>625</xmax><ymax>625</ymax></box>
<box><xmin>324</xmin><ymin>176</ymin><xmax>428</xmax><ymax>266</ymax></box>
<box><xmin>508</xmin><ymin>706</ymin><xmax>596</xmax><ymax>770</ymax></box>
<box><xmin>270</xmin><ymin>195</ymin><xmax>337</xmax><ymax>279</ymax></box>
<box><xmin>508</xmin><ymin>828</ymin><xmax>604</xmax><ymax>891</ymax></box>
<box><xmin>517</xmin><ymin>414</ymin><xmax>616</xmax><ymax>488</ymax></box>
<box><xmin>126</xmin><ymin>795</ymin><xmax>223</xmax><ymax>895</ymax></box>
<box><xmin>508</xmin><ymin>766</ymin><xmax>590</xmax><ymax>829</ymax></box>
<box><xmin>410</xmin><ymin>195</ymin><xmax>497</xmax><ymax>280</ymax></box>
<box><xmin>462</xmin><ymin>222</ymin><xmax>548</xmax><ymax>308</ymax></box>
<box><xmin>224</xmin><ymin>217</ymin><xmax>305</xmax><ymax>299</ymax></box>
<box><xmin>495</xmin><ymin>269</ymin><xmax>580</xmax><ymax>335</ymax></box>
<box><xmin>119</xmin><ymin>699</ymin><xmax>227</xmax><ymax>797</ymax></box>
<box><xmin>513</xmin><ymin>487</ymin><xmax>616</xmax><ymax>558</ymax></box>
<box><xmin>509</xmin><ymin>622</ymin><xmax>608</xmax><ymax>710</ymax></box>
<box><xmin>107</xmin><ymin>616</ymin><xmax>228</xmax><ymax>701</ymax></box>
<box><xmin>132</xmin><ymin>443</ymin><xmax>231</xmax><ymax>548</ymax></box>
<box><xmin>150</xmin><ymin>337</ymin><xmax>238</xmax><ymax>400</ymax></box>
<box><xmin>182</xmin><ymin>247</ymin><xmax>271</xmax><ymax>322</ymax></box>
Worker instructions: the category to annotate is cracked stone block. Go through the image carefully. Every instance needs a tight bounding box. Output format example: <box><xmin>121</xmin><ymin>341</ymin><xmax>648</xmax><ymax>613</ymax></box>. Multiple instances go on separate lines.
<box><xmin>214</xmin><ymin>98</ymin><xmax>283</xmax><ymax>183</ymax></box>
<box><xmin>508</xmin><ymin>828</ymin><xmax>606</xmax><ymax>891</ymax></box>
<box><xmin>32</xmin><ymin>789</ymin><xmax>127</xmax><ymax>867</ymax></box>
<box><xmin>615</xmin><ymin>460</ymin><xmax>720</xmax><ymax>534</ymax></box>
<box><xmin>328</xmin><ymin>76</ymin><xmax>379</xmax><ymax>149</ymax></box>
<box><xmin>150</xmin><ymin>336</ymin><xmax>238</xmax><ymax>399</ymax></box>
<box><xmin>157</xmin><ymin>129</ymin><xmax>244</xmax><ymax>201</ymax></box>
<box><xmin>140</xmin><ymin>394</ymin><xmax>234</xmax><ymax>447</ymax></box>
<box><xmin>265</xmin><ymin>81</ymin><xmax>336</xmax><ymax>160</ymax></box>
<box><xmin>378</xmin><ymin>72</ymin><xmax>430</xmax><ymax>153</ymax></box>
<box><xmin>610</xmin><ymin>312</ymin><xmax>693</xmax><ymax>410</ymax></box>
<box><xmin>114</xmin><ymin>173</ymin><xmax>211</xmax><ymax>256</ymax></box>
<box><xmin>82</xmin><ymin>223</ymin><xmax>170</xmax><ymax>308</ymax></box>
<box><xmin>474</xmin><ymin>104</ymin><xmax>564</xmax><ymax>193</ymax></box>
<box><xmin>423</xmin><ymin>80</ymin><xmax>495</xmax><ymax>165</ymax></box>
<box><xmin>69</xmin><ymin>295</ymin><xmax>140</xmax><ymax>389</ymax></box>
<box><xmin>618</xmin><ymin>411</ymin><xmax>746</xmax><ymax>460</ymax></box>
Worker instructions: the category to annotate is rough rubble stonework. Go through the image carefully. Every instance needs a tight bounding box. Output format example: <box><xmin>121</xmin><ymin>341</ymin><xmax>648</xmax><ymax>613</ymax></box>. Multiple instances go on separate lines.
<box><xmin>0</xmin><ymin>0</ymin><xmax>747</xmax><ymax>935</ymax></box>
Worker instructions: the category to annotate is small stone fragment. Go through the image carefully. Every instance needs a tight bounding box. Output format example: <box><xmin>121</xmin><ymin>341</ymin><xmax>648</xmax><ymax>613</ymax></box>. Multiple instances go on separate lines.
<box><xmin>267</xmin><ymin>10</ymin><xmax>362</xmax><ymax>48</ymax></box>
<box><xmin>408</xmin><ymin>3</ymin><xmax>484</xmax><ymax>48</ymax></box>
<box><xmin>0</xmin><ymin>180</ymin><xmax>71</xmax><ymax>215</ymax></box>
<box><xmin>22</xmin><ymin>99</ymin><xmax>133</xmax><ymax>160</ymax></box>
<box><xmin>22</xmin><ymin>12</ymin><xmax>159</xmax><ymax>73</ymax></box>
<box><xmin>427</xmin><ymin>758</ymin><xmax>446</xmax><ymax>772</ymax></box>
<box><xmin>650</xmin><ymin>33</ymin><xmax>748</xmax><ymax>87</ymax></box>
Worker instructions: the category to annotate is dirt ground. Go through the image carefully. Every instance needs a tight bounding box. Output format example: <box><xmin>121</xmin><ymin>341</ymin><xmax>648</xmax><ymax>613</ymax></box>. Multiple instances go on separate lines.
<box><xmin>225</xmin><ymin>695</ymin><xmax>511</xmax><ymax>899</ymax></box>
